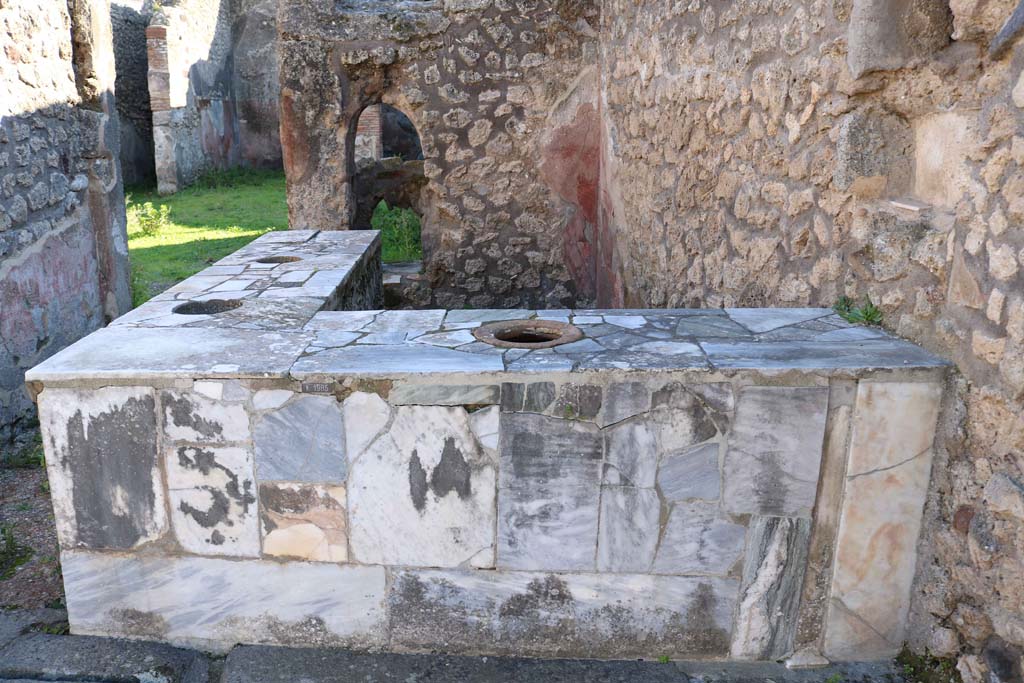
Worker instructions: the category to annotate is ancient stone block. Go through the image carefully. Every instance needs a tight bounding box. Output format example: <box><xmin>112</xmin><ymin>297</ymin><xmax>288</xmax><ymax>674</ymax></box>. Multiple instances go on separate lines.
<box><xmin>37</xmin><ymin>386</ymin><xmax>167</xmax><ymax>550</ymax></box>
<box><xmin>723</xmin><ymin>386</ymin><xmax>829</xmax><ymax>518</ymax></box>
<box><xmin>847</xmin><ymin>0</ymin><xmax>951</xmax><ymax>78</ymax></box>
<box><xmin>348</xmin><ymin>405</ymin><xmax>495</xmax><ymax>567</ymax></box>
<box><xmin>498</xmin><ymin>412</ymin><xmax>602</xmax><ymax>570</ymax></box>
<box><xmin>253</xmin><ymin>395</ymin><xmax>345</xmax><ymax>482</ymax></box>
<box><xmin>731</xmin><ymin>516</ymin><xmax>812</xmax><ymax>660</ymax></box>
<box><xmin>652</xmin><ymin>501</ymin><xmax>747</xmax><ymax>575</ymax></box>
<box><xmin>166</xmin><ymin>445</ymin><xmax>259</xmax><ymax>557</ymax></box>
<box><xmin>260</xmin><ymin>483</ymin><xmax>348</xmax><ymax>562</ymax></box>
<box><xmin>62</xmin><ymin>551</ymin><xmax>387</xmax><ymax>650</ymax></box>
<box><xmin>824</xmin><ymin>381</ymin><xmax>942</xmax><ymax>660</ymax></box>
<box><xmin>387</xmin><ymin>569</ymin><xmax>738</xmax><ymax>658</ymax></box>
<box><xmin>834</xmin><ymin>109</ymin><xmax>913</xmax><ymax>196</ymax></box>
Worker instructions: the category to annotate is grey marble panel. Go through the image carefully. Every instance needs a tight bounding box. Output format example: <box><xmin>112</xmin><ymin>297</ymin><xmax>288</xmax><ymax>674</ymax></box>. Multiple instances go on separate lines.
<box><xmin>389</xmin><ymin>383</ymin><xmax>500</xmax><ymax>406</ymax></box>
<box><xmin>62</xmin><ymin>551</ymin><xmax>386</xmax><ymax>652</ymax></box>
<box><xmin>723</xmin><ymin>387</ymin><xmax>828</xmax><ymax>518</ymax></box>
<box><xmin>388</xmin><ymin>568</ymin><xmax>738</xmax><ymax>658</ymax></box>
<box><xmin>597</xmin><ymin>486</ymin><xmax>660</xmax><ymax>572</ymax></box>
<box><xmin>652</xmin><ymin>501</ymin><xmax>747</xmax><ymax>575</ymax></box>
<box><xmin>659</xmin><ymin>443</ymin><xmax>721</xmax><ymax>502</ymax></box>
<box><xmin>253</xmin><ymin>395</ymin><xmax>346</xmax><ymax>482</ymax></box>
<box><xmin>498</xmin><ymin>413</ymin><xmax>602</xmax><ymax>571</ymax></box>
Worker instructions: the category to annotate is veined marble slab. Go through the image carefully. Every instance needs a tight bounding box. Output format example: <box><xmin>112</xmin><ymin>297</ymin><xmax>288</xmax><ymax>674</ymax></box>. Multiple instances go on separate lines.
<box><xmin>824</xmin><ymin>381</ymin><xmax>942</xmax><ymax>660</ymax></box>
<box><xmin>62</xmin><ymin>551</ymin><xmax>387</xmax><ymax>652</ymax></box>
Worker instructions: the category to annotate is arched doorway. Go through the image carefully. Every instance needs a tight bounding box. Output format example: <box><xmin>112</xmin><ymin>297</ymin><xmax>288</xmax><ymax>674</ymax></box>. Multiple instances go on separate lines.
<box><xmin>352</xmin><ymin>105</ymin><xmax>426</xmax><ymax>266</ymax></box>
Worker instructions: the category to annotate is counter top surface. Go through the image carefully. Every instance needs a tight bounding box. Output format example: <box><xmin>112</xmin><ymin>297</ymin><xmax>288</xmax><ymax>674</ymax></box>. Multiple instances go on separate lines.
<box><xmin>26</xmin><ymin>231</ymin><xmax>950</xmax><ymax>383</ymax></box>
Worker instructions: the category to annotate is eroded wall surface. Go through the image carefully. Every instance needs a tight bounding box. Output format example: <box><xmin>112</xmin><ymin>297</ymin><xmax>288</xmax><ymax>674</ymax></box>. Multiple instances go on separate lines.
<box><xmin>146</xmin><ymin>0</ymin><xmax>285</xmax><ymax>191</ymax></box>
<box><xmin>597</xmin><ymin>0</ymin><xmax>1024</xmax><ymax>675</ymax></box>
<box><xmin>278</xmin><ymin>0</ymin><xmax>604</xmax><ymax>308</ymax></box>
<box><xmin>0</xmin><ymin>0</ymin><xmax>131</xmax><ymax>444</ymax></box>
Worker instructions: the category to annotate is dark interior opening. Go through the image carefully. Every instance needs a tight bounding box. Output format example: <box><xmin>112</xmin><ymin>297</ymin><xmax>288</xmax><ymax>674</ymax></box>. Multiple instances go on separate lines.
<box><xmin>495</xmin><ymin>330</ymin><xmax>562</xmax><ymax>344</ymax></box>
<box><xmin>173</xmin><ymin>299</ymin><xmax>243</xmax><ymax>315</ymax></box>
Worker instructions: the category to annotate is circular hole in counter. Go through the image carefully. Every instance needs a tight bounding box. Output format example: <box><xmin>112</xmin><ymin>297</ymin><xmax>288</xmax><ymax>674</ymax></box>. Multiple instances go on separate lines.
<box><xmin>172</xmin><ymin>299</ymin><xmax>244</xmax><ymax>315</ymax></box>
<box><xmin>255</xmin><ymin>255</ymin><xmax>302</xmax><ymax>264</ymax></box>
<box><xmin>473</xmin><ymin>319</ymin><xmax>583</xmax><ymax>349</ymax></box>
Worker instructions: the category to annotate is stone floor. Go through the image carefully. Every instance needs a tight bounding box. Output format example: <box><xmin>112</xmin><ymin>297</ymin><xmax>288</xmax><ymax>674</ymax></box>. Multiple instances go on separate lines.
<box><xmin>0</xmin><ymin>608</ymin><xmax>906</xmax><ymax>683</ymax></box>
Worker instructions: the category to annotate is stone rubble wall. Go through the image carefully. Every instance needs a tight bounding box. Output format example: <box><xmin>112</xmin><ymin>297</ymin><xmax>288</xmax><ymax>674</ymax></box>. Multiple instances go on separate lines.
<box><xmin>278</xmin><ymin>0</ymin><xmax>604</xmax><ymax>309</ymax></box>
<box><xmin>0</xmin><ymin>0</ymin><xmax>132</xmax><ymax>445</ymax></box>
<box><xmin>596</xmin><ymin>0</ymin><xmax>1024</xmax><ymax>676</ymax></box>
<box><xmin>230</xmin><ymin>0</ymin><xmax>282</xmax><ymax>170</ymax></box>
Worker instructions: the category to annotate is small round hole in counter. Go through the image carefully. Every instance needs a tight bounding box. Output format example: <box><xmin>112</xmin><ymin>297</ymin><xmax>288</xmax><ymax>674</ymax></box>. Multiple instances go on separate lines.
<box><xmin>473</xmin><ymin>319</ymin><xmax>583</xmax><ymax>349</ymax></box>
<box><xmin>255</xmin><ymin>255</ymin><xmax>302</xmax><ymax>264</ymax></box>
<box><xmin>172</xmin><ymin>299</ymin><xmax>244</xmax><ymax>315</ymax></box>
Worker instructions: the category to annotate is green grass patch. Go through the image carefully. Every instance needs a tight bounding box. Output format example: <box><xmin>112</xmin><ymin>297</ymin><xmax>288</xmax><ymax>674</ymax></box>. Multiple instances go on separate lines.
<box><xmin>0</xmin><ymin>526</ymin><xmax>33</xmax><ymax>581</ymax></box>
<box><xmin>126</xmin><ymin>169</ymin><xmax>289</xmax><ymax>306</ymax></box>
<box><xmin>1</xmin><ymin>433</ymin><xmax>44</xmax><ymax>470</ymax></box>
<box><xmin>372</xmin><ymin>200</ymin><xmax>422</xmax><ymax>263</ymax></box>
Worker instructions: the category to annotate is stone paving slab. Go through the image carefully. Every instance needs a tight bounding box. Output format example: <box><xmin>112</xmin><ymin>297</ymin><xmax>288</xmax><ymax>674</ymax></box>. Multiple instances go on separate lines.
<box><xmin>0</xmin><ymin>608</ymin><xmax>67</xmax><ymax>648</ymax></box>
<box><xmin>223</xmin><ymin>644</ymin><xmax>904</xmax><ymax>682</ymax></box>
<box><xmin>0</xmin><ymin>632</ymin><xmax>210</xmax><ymax>683</ymax></box>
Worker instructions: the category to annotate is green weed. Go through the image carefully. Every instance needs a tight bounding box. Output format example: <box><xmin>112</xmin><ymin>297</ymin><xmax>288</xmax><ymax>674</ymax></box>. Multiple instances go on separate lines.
<box><xmin>896</xmin><ymin>646</ymin><xmax>961</xmax><ymax>683</ymax></box>
<box><xmin>372</xmin><ymin>200</ymin><xmax>423</xmax><ymax>263</ymax></box>
<box><xmin>834</xmin><ymin>296</ymin><xmax>884</xmax><ymax>326</ymax></box>
<box><xmin>127</xmin><ymin>200</ymin><xmax>171</xmax><ymax>239</ymax></box>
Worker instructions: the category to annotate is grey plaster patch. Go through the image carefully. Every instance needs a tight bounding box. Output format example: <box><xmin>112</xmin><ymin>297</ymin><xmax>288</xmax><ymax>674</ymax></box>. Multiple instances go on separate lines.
<box><xmin>659</xmin><ymin>443</ymin><xmax>721</xmax><ymax>502</ymax></box>
<box><xmin>498</xmin><ymin>413</ymin><xmax>602</xmax><ymax>570</ymax></box>
<box><xmin>723</xmin><ymin>387</ymin><xmax>828</xmax><ymax>518</ymax></box>
<box><xmin>37</xmin><ymin>386</ymin><xmax>166</xmax><ymax>550</ymax></box>
<box><xmin>387</xmin><ymin>569</ymin><xmax>737</xmax><ymax>658</ymax></box>
<box><xmin>254</xmin><ymin>395</ymin><xmax>345</xmax><ymax>482</ymax></box>
<box><xmin>652</xmin><ymin>501</ymin><xmax>747</xmax><ymax>575</ymax></box>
